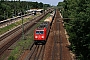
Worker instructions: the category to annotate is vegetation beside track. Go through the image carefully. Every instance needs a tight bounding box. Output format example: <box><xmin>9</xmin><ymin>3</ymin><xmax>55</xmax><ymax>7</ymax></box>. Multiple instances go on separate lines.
<box><xmin>0</xmin><ymin>13</ymin><xmax>50</xmax><ymax>60</ymax></box>
<box><xmin>0</xmin><ymin>14</ymin><xmax>39</xmax><ymax>35</ymax></box>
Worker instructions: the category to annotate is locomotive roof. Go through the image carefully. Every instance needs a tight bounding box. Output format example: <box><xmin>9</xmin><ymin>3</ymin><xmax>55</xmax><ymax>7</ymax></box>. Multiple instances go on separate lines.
<box><xmin>36</xmin><ymin>28</ymin><xmax>44</xmax><ymax>30</ymax></box>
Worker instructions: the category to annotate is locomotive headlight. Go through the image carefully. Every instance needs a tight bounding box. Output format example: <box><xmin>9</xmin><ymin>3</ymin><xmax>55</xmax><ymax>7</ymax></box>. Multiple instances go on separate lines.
<box><xmin>35</xmin><ymin>36</ymin><xmax>38</xmax><ymax>38</ymax></box>
<box><xmin>42</xmin><ymin>36</ymin><xmax>44</xmax><ymax>38</ymax></box>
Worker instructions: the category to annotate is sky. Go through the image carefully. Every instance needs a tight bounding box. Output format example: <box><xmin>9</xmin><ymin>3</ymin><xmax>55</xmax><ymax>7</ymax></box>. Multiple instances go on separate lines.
<box><xmin>20</xmin><ymin>0</ymin><xmax>63</xmax><ymax>6</ymax></box>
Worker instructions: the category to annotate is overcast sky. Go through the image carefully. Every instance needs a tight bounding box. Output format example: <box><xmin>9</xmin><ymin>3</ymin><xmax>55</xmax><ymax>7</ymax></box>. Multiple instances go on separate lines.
<box><xmin>20</xmin><ymin>0</ymin><xmax>63</xmax><ymax>6</ymax></box>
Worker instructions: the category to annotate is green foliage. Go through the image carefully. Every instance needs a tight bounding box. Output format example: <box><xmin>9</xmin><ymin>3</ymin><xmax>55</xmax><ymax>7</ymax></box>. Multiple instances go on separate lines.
<box><xmin>58</xmin><ymin>0</ymin><xmax>90</xmax><ymax>60</ymax></box>
<box><xmin>0</xmin><ymin>23</ymin><xmax>16</xmax><ymax>35</ymax></box>
<box><xmin>0</xmin><ymin>1</ymin><xmax>50</xmax><ymax>21</ymax></box>
<box><xmin>8</xmin><ymin>56</ymin><xmax>15</xmax><ymax>60</ymax></box>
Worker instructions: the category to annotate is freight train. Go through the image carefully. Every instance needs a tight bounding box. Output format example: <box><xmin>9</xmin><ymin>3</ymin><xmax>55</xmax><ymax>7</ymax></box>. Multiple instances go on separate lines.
<box><xmin>34</xmin><ymin>10</ymin><xmax>55</xmax><ymax>45</ymax></box>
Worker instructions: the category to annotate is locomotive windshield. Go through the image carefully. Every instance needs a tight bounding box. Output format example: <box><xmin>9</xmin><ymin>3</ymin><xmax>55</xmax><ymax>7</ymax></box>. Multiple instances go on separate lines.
<box><xmin>36</xmin><ymin>31</ymin><xmax>44</xmax><ymax>34</ymax></box>
<box><xmin>36</xmin><ymin>31</ymin><xmax>39</xmax><ymax>34</ymax></box>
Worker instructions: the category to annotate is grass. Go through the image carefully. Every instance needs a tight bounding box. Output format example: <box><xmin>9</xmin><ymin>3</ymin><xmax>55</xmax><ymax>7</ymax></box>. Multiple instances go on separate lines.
<box><xmin>7</xmin><ymin>13</ymin><xmax>51</xmax><ymax>60</ymax></box>
<box><xmin>0</xmin><ymin>14</ymin><xmax>39</xmax><ymax>35</ymax></box>
<box><xmin>8</xmin><ymin>30</ymin><xmax>34</xmax><ymax>60</ymax></box>
<box><xmin>0</xmin><ymin>23</ymin><xmax>16</xmax><ymax>35</ymax></box>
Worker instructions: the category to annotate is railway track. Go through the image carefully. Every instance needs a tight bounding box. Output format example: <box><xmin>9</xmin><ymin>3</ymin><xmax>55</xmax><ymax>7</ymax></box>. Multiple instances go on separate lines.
<box><xmin>19</xmin><ymin>42</ymin><xmax>45</xmax><ymax>60</ymax></box>
<box><xmin>23</xmin><ymin>9</ymin><xmax>71</xmax><ymax>60</ymax></box>
<box><xmin>0</xmin><ymin>14</ymin><xmax>42</xmax><ymax>41</ymax></box>
<box><xmin>51</xmin><ymin>10</ymin><xmax>63</xmax><ymax>60</ymax></box>
<box><xmin>28</xmin><ymin>45</ymin><xmax>45</xmax><ymax>60</ymax></box>
<box><xmin>19</xmin><ymin>9</ymin><xmax>71</xmax><ymax>60</ymax></box>
<box><xmin>0</xmin><ymin>10</ymin><xmax>52</xmax><ymax>56</ymax></box>
<box><xmin>0</xmin><ymin>26</ymin><xmax>21</xmax><ymax>41</ymax></box>
<box><xmin>0</xmin><ymin>13</ymin><xmax>32</xmax><ymax>28</ymax></box>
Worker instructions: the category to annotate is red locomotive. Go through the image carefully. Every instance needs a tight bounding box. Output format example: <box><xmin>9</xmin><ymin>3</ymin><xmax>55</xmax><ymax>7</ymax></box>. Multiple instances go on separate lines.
<box><xmin>34</xmin><ymin>11</ymin><xmax>55</xmax><ymax>45</ymax></box>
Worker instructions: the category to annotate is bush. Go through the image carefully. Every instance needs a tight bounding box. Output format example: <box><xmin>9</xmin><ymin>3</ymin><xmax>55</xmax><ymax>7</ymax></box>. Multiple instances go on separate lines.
<box><xmin>8</xmin><ymin>56</ymin><xmax>15</xmax><ymax>60</ymax></box>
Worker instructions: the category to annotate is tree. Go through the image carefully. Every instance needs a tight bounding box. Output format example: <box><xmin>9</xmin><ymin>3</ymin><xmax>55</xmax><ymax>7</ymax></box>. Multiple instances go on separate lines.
<box><xmin>58</xmin><ymin>0</ymin><xmax>90</xmax><ymax>59</ymax></box>
<box><xmin>0</xmin><ymin>1</ymin><xmax>50</xmax><ymax>21</ymax></box>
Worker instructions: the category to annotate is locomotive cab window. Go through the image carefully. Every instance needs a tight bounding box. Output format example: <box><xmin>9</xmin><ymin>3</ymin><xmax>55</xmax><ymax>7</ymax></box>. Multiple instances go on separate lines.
<box><xmin>36</xmin><ymin>31</ymin><xmax>44</xmax><ymax>34</ymax></box>
<box><xmin>36</xmin><ymin>31</ymin><xmax>39</xmax><ymax>34</ymax></box>
<box><xmin>40</xmin><ymin>31</ymin><xmax>44</xmax><ymax>34</ymax></box>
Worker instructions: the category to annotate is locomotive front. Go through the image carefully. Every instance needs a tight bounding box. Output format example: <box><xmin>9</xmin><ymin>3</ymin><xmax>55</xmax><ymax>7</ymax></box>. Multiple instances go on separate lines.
<box><xmin>34</xmin><ymin>28</ymin><xmax>47</xmax><ymax>45</ymax></box>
